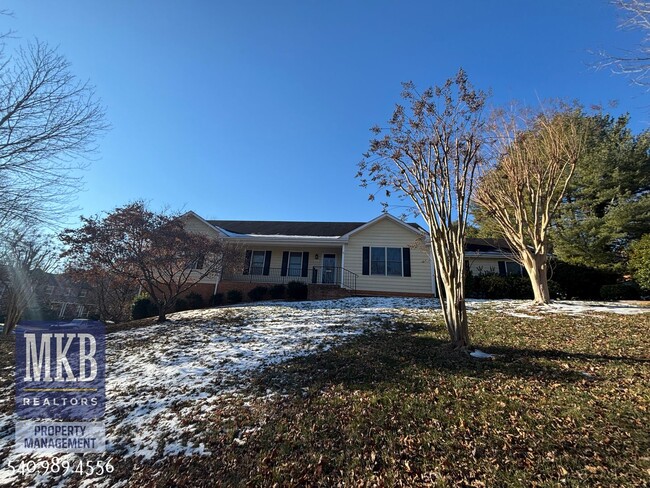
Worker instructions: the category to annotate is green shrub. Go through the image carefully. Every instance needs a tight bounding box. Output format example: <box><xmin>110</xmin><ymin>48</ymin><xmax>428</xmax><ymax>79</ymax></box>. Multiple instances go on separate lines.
<box><xmin>186</xmin><ymin>292</ymin><xmax>205</xmax><ymax>309</ymax></box>
<box><xmin>466</xmin><ymin>273</ymin><xmax>520</xmax><ymax>299</ymax></box>
<box><xmin>269</xmin><ymin>284</ymin><xmax>286</xmax><ymax>299</ymax></box>
<box><xmin>132</xmin><ymin>294</ymin><xmax>156</xmax><ymax>320</ymax></box>
<box><xmin>248</xmin><ymin>286</ymin><xmax>268</xmax><ymax>302</ymax></box>
<box><xmin>629</xmin><ymin>235</ymin><xmax>650</xmax><ymax>291</ymax></box>
<box><xmin>210</xmin><ymin>293</ymin><xmax>224</xmax><ymax>306</ymax></box>
<box><xmin>480</xmin><ymin>274</ymin><xmax>513</xmax><ymax>299</ymax></box>
<box><xmin>287</xmin><ymin>281</ymin><xmax>308</xmax><ymax>301</ymax></box>
<box><xmin>550</xmin><ymin>260</ymin><xmax>618</xmax><ymax>300</ymax></box>
<box><xmin>600</xmin><ymin>283</ymin><xmax>641</xmax><ymax>301</ymax></box>
<box><xmin>174</xmin><ymin>298</ymin><xmax>189</xmax><ymax>312</ymax></box>
<box><xmin>465</xmin><ymin>272</ymin><xmax>562</xmax><ymax>300</ymax></box>
<box><xmin>548</xmin><ymin>280</ymin><xmax>565</xmax><ymax>300</ymax></box>
<box><xmin>226</xmin><ymin>289</ymin><xmax>243</xmax><ymax>304</ymax></box>
<box><xmin>508</xmin><ymin>276</ymin><xmax>534</xmax><ymax>299</ymax></box>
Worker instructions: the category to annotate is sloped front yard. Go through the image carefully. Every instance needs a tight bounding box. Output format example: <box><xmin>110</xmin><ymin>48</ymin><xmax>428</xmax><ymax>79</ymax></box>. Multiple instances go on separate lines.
<box><xmin>0</xmin><ymin>298</ymin><xmax>648</xmax><ymax>487</ymax></box>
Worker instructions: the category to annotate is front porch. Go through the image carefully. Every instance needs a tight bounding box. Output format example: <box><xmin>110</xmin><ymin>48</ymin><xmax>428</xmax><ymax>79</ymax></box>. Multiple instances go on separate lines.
<box><xmin>221</xmin><ymin>245</ymin><xmax>358</xmax><ymax>293</ymax></box>
<box><xmin>222</xmin><ymin>265</ymin><xmax>357</xmax><ymax>291</ymax></box>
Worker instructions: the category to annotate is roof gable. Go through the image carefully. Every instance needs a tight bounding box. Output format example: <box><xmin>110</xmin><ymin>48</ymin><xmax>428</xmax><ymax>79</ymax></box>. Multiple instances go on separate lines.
<box><xmin>341</xmin><ymin>213</ymin><xmax>427</xmax><ymax>238</ymax></box>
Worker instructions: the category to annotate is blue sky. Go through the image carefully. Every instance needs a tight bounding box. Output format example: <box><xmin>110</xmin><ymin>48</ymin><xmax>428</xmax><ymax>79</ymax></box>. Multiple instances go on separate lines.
<box><xmin>4</xmin><ymin>0</ymin><xmax>647</xmax><ymax>224</ymax></box>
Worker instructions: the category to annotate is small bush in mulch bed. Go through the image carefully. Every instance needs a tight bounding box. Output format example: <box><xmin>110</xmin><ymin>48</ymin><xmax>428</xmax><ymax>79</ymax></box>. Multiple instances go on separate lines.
<box><xmin>174</xmin><ymin>298</ymin><xmax>189</xmax><ymax>312</ymax></box>
<box><xmin>210</xmin><ymin>293</ymin><xmax>224</xmax><ymax>306</ymax></box>
<box><xmin>131</xmin><ymin>294</ymin><xmax>156</xmax><ymax>320</ymax></box>
<box><xmin>269</xmin><ymin>284</ymin><xmax>286</xmax><ymax>299</ymax></box>
<box><xmin>226</xmin><ymin>289</ymin><xmax>243</xmax><ymax>304</ymax></box>
<box><xmin>287</xmin><ymin>281</ymin><xmax>308</xmax><ymax>301</ymax></box>
<box><xmin>186</xmin><ymin>292</ymin><xmax>205</xmax><ymax>309</ymax></box>
<box><xmin>248</xmin><ymin>286</ymin><xmax>268</xmax><ymax>302</ymax></box>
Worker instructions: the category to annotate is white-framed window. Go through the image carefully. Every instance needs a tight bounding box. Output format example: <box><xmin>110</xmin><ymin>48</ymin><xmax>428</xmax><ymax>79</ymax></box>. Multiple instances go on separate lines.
<box><xmin>506</xmin><ymin>261</ymin><xmax>524</xmax><ymax>276</ymax></box>
<box><xmin>79</xmin><ymin>289</ymin><xmax>88</xmax><ymax>298</ymax></box>
<box><xmin>249</xmin><ymin>250</ymin><xmax>267</xmax><ymax>275</ymax></box>
<box><xmin>371</xmin><ymin>247</ymin><xmax>403</xmax><ymax>276</ymax></box>
<box><xmin>288</xmin><ymin>252</ymin><xmax>303</xmax><ymax>276</ymax></box>
<box><xmin>46</xmin><ymin>285</ymin><xmax>54</xmax><ymax>295</ymax></box>
<box><xmin>499</xmin><ymin>260</ymin><xmax>525</xmax><ymax>276</ymax></box>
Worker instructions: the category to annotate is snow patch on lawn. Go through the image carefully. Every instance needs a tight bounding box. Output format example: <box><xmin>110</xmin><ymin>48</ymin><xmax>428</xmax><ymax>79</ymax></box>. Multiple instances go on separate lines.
<box><xmin>476</xmin><ymin>299</ymin><xmax>649</xmax><ymax>318</ymax></box>
<box><xmin>0</xmin><ymin>295</ymin><xmax>646</xmax><ymax>486</ymax></box>
<box><xmin>0</xmin><ymin>297</ymin><xmax>435</xmax><ymax>486</ymax></box>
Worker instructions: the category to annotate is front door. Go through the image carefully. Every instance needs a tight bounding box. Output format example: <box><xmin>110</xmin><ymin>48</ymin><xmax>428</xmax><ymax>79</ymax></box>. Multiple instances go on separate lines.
<box><xmin>322</xmin><ymin>254</ymin><xmax>336</xmax><ymax>284</ymax></box>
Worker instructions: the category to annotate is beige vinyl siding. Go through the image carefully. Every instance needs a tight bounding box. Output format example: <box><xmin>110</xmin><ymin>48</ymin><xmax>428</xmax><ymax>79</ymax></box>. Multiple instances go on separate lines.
<box><xmin>182</xmin><ymin>214</ymin><xmax>225</xmax><ymax>284</ymax></box>
<box><xmin>182</xmin><ymin>214</ymin><xmax>223</xmax><ymax>238</ymax></box>
<box><xmin>346</xmin><ymin>218</ymin><xmax>433</xmax><ymax>295</ymax></box>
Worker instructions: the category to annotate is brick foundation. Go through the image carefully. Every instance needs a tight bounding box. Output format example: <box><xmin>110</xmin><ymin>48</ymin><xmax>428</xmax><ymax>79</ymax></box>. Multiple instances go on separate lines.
<box><xmin>177</xmin><ymin>283</ymin><xmax>216</xmax><ymax>303</ymax></box>
<box><xmin>184</xmin><ymin>281</ymin><xmax>433</xmax><ymax>304</ymax></box>
<box><xmin>216</xmin><ymin>281</ymin><xmax>353</xmax><ymax>301</ymax></box>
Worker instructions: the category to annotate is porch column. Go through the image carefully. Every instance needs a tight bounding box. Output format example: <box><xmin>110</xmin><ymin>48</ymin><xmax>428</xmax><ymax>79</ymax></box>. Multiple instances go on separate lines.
<box><xmin>340</xmin><ymin>244</ymin><xmax>346</xmax><ymax>288</ymax></box>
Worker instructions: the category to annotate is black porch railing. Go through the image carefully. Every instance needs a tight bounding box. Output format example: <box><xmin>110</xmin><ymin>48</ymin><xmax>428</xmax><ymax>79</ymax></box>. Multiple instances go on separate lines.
<box><xmin>223</xmin><ymin>266</ymin><xmax>357</xmax><ymax>291</ymax></box>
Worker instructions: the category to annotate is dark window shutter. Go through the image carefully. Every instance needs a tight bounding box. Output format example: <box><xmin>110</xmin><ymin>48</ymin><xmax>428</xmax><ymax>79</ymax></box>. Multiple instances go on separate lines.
<box><xmin>362</xmin><ymin>247</ymin><xmax>370</xmax><ymax>275</ymax></box>
<box><xmin>498</xmin><ymin>261</ymin><xmax>506</xmax><ymax>276</ymax></box>
<box><xmin>281</xmin><ymin>252</ymin><xmax>289</xmax><ymax>276</ymax></box>
<box><xmin>263</xmin><ymin>251</ymin><xmax>272</xmax><ymax>275</ymax></box>
<box><xmin>243</xmin><ymin>250</ymin><xmax>252</xmax><ymax>275</ymax></box>
<box><xmin>402</xmin><ymin>248</ymin><xmax>411</xmax><ymax>277</ymax></box>
<box><xmin>301</xmin><ymin>252</ymin><xmax>309</xmax><ymax>277</ymax></box>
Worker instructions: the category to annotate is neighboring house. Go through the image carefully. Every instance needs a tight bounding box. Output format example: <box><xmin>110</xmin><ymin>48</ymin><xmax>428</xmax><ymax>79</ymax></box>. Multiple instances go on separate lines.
<box><xmin>181</xmin><ymin>212</ymin><xmax>523</xmax><ymax>300</ymax></box>
<box><xmin>465</xmin><ymin>238</ymin><xmax>525</xmax><ymax>277</ymax></box>
<box><xmin>38</xmin><ymin>273</ymin><xmax>98</xmax><ymax>320</ymax></box>
<box><xmin>0</xmin><ymin>270</ymin><xmax>98</xmax><ymax>321</ymax></box>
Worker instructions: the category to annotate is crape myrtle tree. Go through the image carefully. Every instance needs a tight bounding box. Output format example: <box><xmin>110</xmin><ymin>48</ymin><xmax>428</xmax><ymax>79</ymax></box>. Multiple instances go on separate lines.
<box><xmin>61</xmin><ymin>202</ymin><xmax>235</xmax><ymax>322</ymax></box>
<box><xmin>357</xmin><ymin>69</ymin><xmax>487</xmax><ymax>349</ymax></box>
<box><xmin>474</xmin><ymin>106</ymin><xmax>587</xmax><ymax>304</ymax></box>
<box><xmin>1</xmin><ymin>229</ymin><xmax>58</xmax><ymax>335</ymax></box>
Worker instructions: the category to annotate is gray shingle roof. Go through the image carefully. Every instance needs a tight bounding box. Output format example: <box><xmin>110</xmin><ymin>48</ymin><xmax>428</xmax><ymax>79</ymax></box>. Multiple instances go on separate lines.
<box><xmin>208</xmin><ymin>220</ymin><xmax>425</xmax><ymax>237</ymax></box>
<box><xmin>465</xmin><ymin>238</ymin><xmax>513</xmax><ymax>253</ymax></box>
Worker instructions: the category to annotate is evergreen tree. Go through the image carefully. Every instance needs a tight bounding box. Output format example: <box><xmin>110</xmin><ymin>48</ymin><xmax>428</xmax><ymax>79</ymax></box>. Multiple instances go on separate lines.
<box><xmin>553</xmin><ymin>114</ymin><xmax>650</xmax><ymax>271</ymax></box>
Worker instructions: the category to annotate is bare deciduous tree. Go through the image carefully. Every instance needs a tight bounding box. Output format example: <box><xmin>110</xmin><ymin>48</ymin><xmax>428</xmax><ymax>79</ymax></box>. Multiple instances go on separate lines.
<box><xmin>0</xmin><ymin>39</ymin><xmax>106</xmax><ymax>229</ymax></box>
<box><xmin>597</xmin><ymin>0</ymin><xmax>650</xmax><ymax>88</ymax></box>
<box><xmin>1</xmin><ymin>229</ymin><xmax>58</xmax><ymax>335</ymax></box>
<box><xmin>61</xmin><ymin>202</ymin><xmax>238</xmax><ymax>322</ymax></box>
<box><xmin>357</xmin><ymin>69</ymin><xmax>487</xmax><ymax>349</ymax></box>
<box><xmin>474</xmin><ymin>106</ymin><xmax>587</xmax><ymax>304</ymax></box>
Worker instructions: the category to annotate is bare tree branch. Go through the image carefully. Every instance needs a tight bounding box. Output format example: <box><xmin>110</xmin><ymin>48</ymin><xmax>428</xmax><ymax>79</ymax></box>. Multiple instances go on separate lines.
<box><xmin>0</xmin><ymin>35</ymin><xmax>107</xmax><ymax>230</ymax></box>
<box><xmin>595</xmin><ymin>0</ymin><xmax>650</xmax><ymax>89</ymax></box>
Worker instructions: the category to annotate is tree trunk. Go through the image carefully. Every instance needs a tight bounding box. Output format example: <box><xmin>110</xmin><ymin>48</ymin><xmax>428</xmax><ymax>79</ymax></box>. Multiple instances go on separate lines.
<box><xmin>522</xmin><ymin>252</ymin><xmax>551</xmax><ymax>304</ymax></box>
<box><xmin>157</xmin><ymin>309</ymin><xmax>166</xmax><ymax>322</ymax></box>
<box><xmin>433</xmin><ymin>242</ymin><xmax>470</xmax><ymax>349</ymax></box>
<box><xmin>3</xmin><ymin>293</ymin><xmax>24</xmax><ymax>335</ymax></box>
<box><xmin>442</xmin><ymin>291</ymin><xmax>469</xmax><ymax>348</ymax></box>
